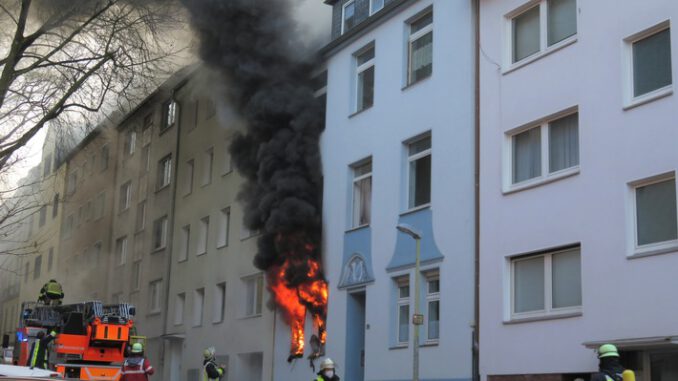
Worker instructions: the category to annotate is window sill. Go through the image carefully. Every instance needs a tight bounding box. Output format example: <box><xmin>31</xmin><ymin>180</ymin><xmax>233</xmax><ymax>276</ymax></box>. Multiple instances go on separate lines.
<box><xmin>629</xmin><ymin>241</ymin><xmax>678</xmax><ymax>260</ymax></box>
<box><xmin>222</xmin><ymin>170</ymin><xmax>233</xmax><ymax>177</ymax></box>
<box><xmin>147</xmin><ymin>311</ymin><xmax>162</xmax><ymax>317</ymax></box>
<box><xmin>178</xmin><ymin>258</ymin><xmax>188</xmax><ymax>263</ymax></box>
<box><xmin>401</xmin><ymin>74</ymin><xmax>432</xmax><ymax>92</ymax></box>
<box><xmin>196</xmin><ymin>251</ymin><xmax>207</xmax><ymax>257</ymax></box>
<box><xmin>159</xmin><ymin>125</ymin><xmax>174</xmax><ymax>136</ymax></box>
<box><xmin>503</xmin><ymin>167</ymin><xmax>579</xmax><ymax>195</ymax></box>
<box><xmin>155</xmin><ymin>184</ymin><xmax>170</xmax><ymax>193</ymax></box>
<box><xmin>503</xmin><ymin>36</ymin><xmax>577</xmax><ymax>75</ymax></box>
<box><xmin>345</xmin><ymin>224</ymin><xmax>369</xmax><ymax>234</ymax></box>
<box><xmin>623</xmin><ymin>86</ymin><xmax>673</xmax><ymax>111</ymax></box>
<box><xmin>201</xmin><ymin>182</ymin><xmax>212</xmax><ymax>188</ymax></box>
<box><xmin>421</xmin><ymin>340</ymin><xmax>439</xmax><ymax>347</ymax></box>
<box><xmin>400</xmin><ymin>204</ymin><xmax>431</xmax><ymax>217</ymax></box>
<box><xmin>348</xmin><ymin>105</ymin><xmax>373</xmax><ymax>119</ymax></box>
<box><xmin>504</xmin><ymin>310</ymin><xmax>582</xmax><ymax>325</ymax></box>
<box><xmin>239</xmin><ymin>314</ymin><xmax>262</xmax><ymax>320</ymax></box>
<box><xmin>212</xmin><ymin>320</ymin><xmax>224</xmax><ymax>325</ymax></box>
<box><xmin>183</xmin><ymin>191</ymin><xmax>192</xmax><ymax>198</ymax></box>
<box><xmin>216</xmin><ymin>244</ymin><xmax>228</xmax><ymax>250</ymax></box>
<box><xmin>389</xmin><ymin>344</ymin><xmax>408</xmax><ymax>350</ymax></box>
<box><xmin>152</xmin><ymin>246</ymin><xmax>166</xmax><ymax>254</ymax></box>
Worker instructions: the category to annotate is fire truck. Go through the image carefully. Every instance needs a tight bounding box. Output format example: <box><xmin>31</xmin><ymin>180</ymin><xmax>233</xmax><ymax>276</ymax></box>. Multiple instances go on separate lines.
<box><xmin>14</xmin><ymin>301</ymin><xmax>140</xmax><ymax>380</ymax></box>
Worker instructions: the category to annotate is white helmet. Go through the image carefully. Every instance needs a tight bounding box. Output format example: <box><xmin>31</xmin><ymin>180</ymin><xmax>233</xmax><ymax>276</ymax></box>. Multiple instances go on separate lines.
<box><xmin>320</xmin><ymin>358</ymin><xmax>335</xmax><ymax>370</ymax></box>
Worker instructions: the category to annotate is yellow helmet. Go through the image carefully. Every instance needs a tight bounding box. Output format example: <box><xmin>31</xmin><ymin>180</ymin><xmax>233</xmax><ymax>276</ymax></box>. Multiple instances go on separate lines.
<box><xmin>320</xmin><ymin>358</ymin><xmax>335</xmax><ymax>370</ymax></box>
<box><xmin>203</xmin><ymin>347</ymin><xmax>216</xmax><ymax>359</ymax></box>
<box><xmin>131</xmin><ymin>343</ymin><xmax>144</xmax><ymax>354</ymax></box>
<box><xmin>598</xmin><ymin>344</ymin><xmax>619</xmax><ymax>358</ymax></box>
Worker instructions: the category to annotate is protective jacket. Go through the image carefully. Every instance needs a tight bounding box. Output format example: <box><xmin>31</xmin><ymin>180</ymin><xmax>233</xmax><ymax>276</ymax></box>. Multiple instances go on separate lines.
<box><xmin>41</xmin><ymin>281</ymin><xmax>64</xmax><ymax>298</ymax></box>
<box><xmin>27</xmin><ymin>334</ymin><xmax>55</xmax><ymax>369</ymax></box>
<box><xmin>203</xmin><ymin>359</ymin><xmax>224</xmax><ymax>381</ymax></box>
<box><xmin>315</xmin><ymin>372</ymin><xmax>340</xmax><ymax>381</ymax></box>
<box><xmin>120</xmin><ymin>356</ymin><xmax>154</xmax><ymax>381</ymax></box>
<box><xmin>591</xmin><ymin>358</ymin><xmax>625</xmax><ymax>381</ymax></box>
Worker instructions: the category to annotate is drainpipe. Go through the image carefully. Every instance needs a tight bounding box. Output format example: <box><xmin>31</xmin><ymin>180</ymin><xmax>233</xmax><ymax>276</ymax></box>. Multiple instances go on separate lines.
<box><xmin>472</xmin><ymin>0</ymin><xmax>481</xmax><ymax>381</ymax></box>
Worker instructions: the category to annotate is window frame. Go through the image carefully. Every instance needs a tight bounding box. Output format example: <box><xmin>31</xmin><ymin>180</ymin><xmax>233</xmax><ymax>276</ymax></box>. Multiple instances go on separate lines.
<box><xmin>341</xmin><ymin>0</ymin><xmax>356</xmax><ymax>35</ymax></box>
<box><xmin>161</xmin><ymin>99</ymin><xmax>178</xmax><ymax>132</ymax></box>
<box><xmin>424</xmin><ymin>271</ymin><xmax>440</xmax><ymax>343</ymax></box>
<box><xmin>157</xmin><ymin>154</ymin><xmax>172</xmax><ymax>190</ymax></box>
<box><xmin>504</xmin><ymin>0</ymin><xmax>578</xmax><ymax>71</ymax></box>
<box><xmin>132</xmin><ymin>260</ymin><xmax>142</xmax><ymax>291</ymax></box>
<box><xmin>213</xmin><ymin>282</ymin><xmax>226</xmax><ymax>324</ymax></box>
<box><xmin>217</xmin><ymin>207</ymin><xmax>230</xmax><ymax>249</ymax></box>
<box><xmin>369</xmin><ymin>0</ymin><xmax>384</xmax><ymax>15</ymax></box>
<box><xmin>197</xmin><ymin>216</ymin><xmax>210</xmax><ymax>256</ymax></box>
<box><xmin>509</xmin><ymin>245</ymin><xmax>582</xmax><ymax>321</ymax></box>
<box><xmin>203</xmin><ymin>147</ymin><xmax>214</xmax><ymax>186</ymax></box>
<box><xmin>125</xmin><ymin>129</ymin><xmax>137</xmax><ymax>156</ymax></box>
<box><xmin>193</xmin><ymin>287</ymin><xmax>205</xmax><ymax>327</ymax></box>
<box><xmin>152</xmin><ymin>216</ymin><xmax>168</xmax><ymax>251</ymax></box>
<box><xmin>395</xmin><ymin>276</ymin><xmax>410</xmax><ymax>346</ymax></box>
<box><xmin>504</xmin><ymin>108</ymin><xmax>579</xmax><ymax>193</ymax></box>
<box><xmin>242</xmin><ymin>274</ymin><xmax>263</xmax><ymax>318</ymax></box>
<box><xmin>354</xmin><ymin>43</ymin><xmax>375</xmax><ymax>114</ymax></box>
<box><xmin>148</xmin><ymin>279</ymin><xmax>163</xmax><ymax>314</ymax></box>
<box><xmin>185</xmin><ymin>159</ymin><xmax>195</xmax><ymax>196</ymax></box>
<box><xmin>136</xmin><ymin>201</ymin><xmax>146</xmax><ymax>232</ymax></box>
<box><xmin>622</xmin><ymin>21</ymin><xmax>673</xmax><ymax>109</ymax></box>
<box><xmin>180</xmin><ymin>224</ymin><xmax>191</xmax><ymax>262</ymax></box>
<box><xmin>116</xmin><ymin>236</ymin><xmax>128</xmax><ymax>266</ymax></box>
<box><xmin>119</xmin><ymin>181</ymin><xmax>132</xmax><ymax>212</ymax></box>
<box><xmin>351</xmin><ymin>159</ymin><xmax>372</xmax><ymax>229</ymax></box>
<box><xmin>629</xmin><ymin>172</ymin><xmax>678</xmax><ymax>257</ymax></box>
<box><xmin>174</xmin><ymin>293</ymin><xmax>185</xmax><ymax>326</ymax></box>
<box><xmin>407</xmin><ymin>9</ymin><xmax>434</xmax><ymax>86</ymax></box>
<box><xmin>406</xmin><ymin>133</ymin><xmax>432</xmax><ymax>211</ymax></box>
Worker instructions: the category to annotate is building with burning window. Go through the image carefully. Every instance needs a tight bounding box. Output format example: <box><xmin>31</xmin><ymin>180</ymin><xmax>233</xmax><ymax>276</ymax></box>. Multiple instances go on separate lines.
<box><xmin>314</xmin><ymin>1</ymin><xmax>477</xmax><ymax>380</ymax></box>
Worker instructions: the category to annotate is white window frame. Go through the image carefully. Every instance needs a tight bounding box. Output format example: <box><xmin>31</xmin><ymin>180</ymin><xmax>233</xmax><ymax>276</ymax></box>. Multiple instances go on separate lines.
<box><xmin>136</xmin><ymin>201</ymin><xmax>146</xmax><ymax>232</ymax></box>
<box><xmin>503</xmin><ymin>108</ymin><xmax>579</xmax><ymax>193</ymax></box>
<box><xmin>38</xmin><ymin>205</ymin><xmax>47</xmax><ymax>227</ymax></box>
<box><xmin>341</xmin><ymin>0</ymin><xmax>356</xmax><ymax>35</ymax></box>
<box><xmin>203</xmin><ymin>147</ymin><xmax>214</xmax><ymax>186</ymax></box>
<box><xmin>157</xmin><ymin>155</ymin><xmax>172</xmax><ymax>190</ymax></box>
<box><xmin>503</xmin><ymin>0</ymin><xmax>578</xmax><ymax>72</ymax></box>
<box><xmin>119</xmin><ymin>181</ymin><xmax>132</xmax><ymax>212</ymax></box>
<box><xmin>369</xmin><ymin>0</ymin><xmax>384</xmax><ymax>15</ymax></box>
<box><xmin>628</xmin><ymin>172</ymin><xmax>678</xmax><ymax>257</ymax></box>
<box><xmin>153</xmin><ymin>216</ymin><xmax>168</xmax><ymax>251</ymax></box>
<box><xmin>197</xmin><ymin>216</ymin><xmax>209</xmax><ymax>256</ymax></box>
<box><xmin>424</xmin><ymin>271</ymin><xmax>440</xmax><ymax>343</ymax></box>
<box><xmin>509</xmin><ymin>246</ymin><xmax>582</xmax><ymax>320</ymax></box>
<box><xmin>213</xmin><ymin>282</ymin><xmax>226</xmax><ymax>324</ymax></box>
<box><xmin>148</xmin><ymin>279</ymin><xmax>163</xmax><ymax>314</ymax></box>
<box><xmin>222</xmin><ymin>141</ymin><xmax>233</xmax><ymax>175</ymax></box>
<box><xmin>174</xmin><ymin>293</ymin><xmax>185</xmax><ymax>326</ymax></box>
<box><xmin>407</xmin><ymin>9</ymin><xmax>434</xmax><ymax>86</ymax></box>
<box><xmin>217</xmin><ymin>207</ymin><xmax>230</xmax><ymax>248</ymax></box>
<box><xmin>180</xmin><ymin>225</ymin><xmax>191</xmax><ymax>262</ymax></box>
<box><xmin>193</xmin><ymin>288</ymin><xmax>205</xmax><ymax>327</ymax></box>
<box><xmin>622</xmin><ymin>21</ymin><xmax>673</xmax><ymax>109</ymax></box>
<box><xmin>132</xmin><ymin>260</ymin><xmax>142</xmax><ymax>291</ymax></box>
<box><xmin>125</xmin><ymin>130</ymin><xmax>137</xmax><ymax>156</ymax></box>
<box><xmin>395</xmin><ymin>276</ymin><xmax>410</xmax><ymax>346</ymax></box>
<box><xmin>242</xmin><ymin>274</ymin><xmax>263</xmax><ymax>318</ymax></box>
<box><xmin>162</xmin><ymin>99</ymin><xmax>177</xmax><ymax>131</ymax></box>
<box><xmin>185</xmin><ymin>159</ymin><xmax>194</xmax><ymax>195</ymax></box>
<box><xmin>354</xmin><ymin>44</ymin><xmax>375</xmax><ymax>113</ymax></box>
<box><xmin>351</xmin><ymin>159</ymin><xmax>372</xmax><ymax>228</ymax></box>
<box><xmin>116</xmin><ymin>236</ymin><xmax>128</xmax><ymax>266</ymax></box>
<box><xmin>406</xmin><ymin>134</ymin><xmax>432</xmax><ymax>211</ymax></box>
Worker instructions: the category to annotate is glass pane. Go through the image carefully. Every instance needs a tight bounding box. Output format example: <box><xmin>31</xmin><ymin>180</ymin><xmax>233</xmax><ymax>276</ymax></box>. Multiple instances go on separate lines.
<box><xmin>353</xmin><ymin>176</ymin><xmax>371</xmax><ymax>227</ymax></box>
<box><xmin>549</xmin><ymin>113</ymin><xmax>579</xmax><ymax>173</ymax></box>
<box><xmin>409</xmin><ymin>31</ymin><xmax>433</xmax><ymax>83</ymax></box>
<box><xmin>514</xmin><ymin>256</ymin><xmax>545</xmax><ymax>313</ymax></box>
<box><xmin>427</xmin><ymin>300</ymin><xmax>440</xmax><ymax>340</ymax></box>
<box><xmin>399</xmin><ymin>284</ymin><xmax>409</xmax><ymax>298</ymax></box>
<box><xmin>411</xmin><ymin>12</ymin><xmax>433</xmax><ymax>34</ymax></box>
<box><xmin>651</xmin><ymin>352</ymin><xmax>678</xmax><ymax>381</ymax></box>
<box><xmin>409</xmin><ymin>154</ymin><xmax>431</xmax><ymax>208</ymax></box>
<box><xmin>398</xmin><ymin>304</ymin><xmax>409</xmax><ymax>342</ymax></box>
<box><xmin>357</xmin><ymin>66</ymin><xmax>374</xmax><ymax>111</ymax></box>
<box><xmin>343</xmin><ymin>2</ymin><xmax>355</xmax><ymax>32</ymax></box>
<box><xmin>636</xmin><ymin>179</ymin><xmax>678</xmax><ymax>246</ymax></box>
<box><xmin>409</xmin><ymin>136</ymin><xmax>431</xmax><ymax>156</ymax></box>
<box><xmin>354</xmin><ymin>162</ymin><xmax>372</xmax><ymax>177</ymax></box>
<box><xmin>428</xmin><ymin>279</ymin><xmax>440</xmax><ymax>294</ymax></box>
<box><xmin>513</xmin><ymin>6</ymin><xmax>540</xmax><ymax>62</ymax></box>
<box><xmin>552</xmin><ymin>249</ymin><xmax>582</xmax><ymax>309</ymax></box>
<box><xmin>246</xmin><ymin>280</ymin><xmax>254</xmax><ymax>316</ymax></box>
<box><xmin>371</xmin><ymin>0</ymin><xmax>384</xmax><ymax>14</ymax></box>
<box><xmin>357</xmin><ymin>47</ymin><xmax>375</xmax><ymax>66</ymax></box>
<box><xmin>513</xmin><ymin>128</ymin><xmax>542</xmax><ymax>183</ymax></box>
<box><xmin>634</xmin><ymin>28</ymin><xmax>672</xmax><ymax>97</ymax></box>
<box><xmin>548</xmin><ymin>0</ymin><xmax>577</xmax><ymax>46</ymax></box>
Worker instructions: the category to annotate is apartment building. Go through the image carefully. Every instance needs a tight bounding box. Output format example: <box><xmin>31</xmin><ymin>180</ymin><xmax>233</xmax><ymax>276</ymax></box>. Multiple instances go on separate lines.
<box><xmin>313</xmin><ymin>1</ymin><xmax>477</xmax><ymax>381</ymax></box>
<box><xmin>479</xmin><ymin>1</ymin><xmax>678</xmax><ymax>380</ymax></box>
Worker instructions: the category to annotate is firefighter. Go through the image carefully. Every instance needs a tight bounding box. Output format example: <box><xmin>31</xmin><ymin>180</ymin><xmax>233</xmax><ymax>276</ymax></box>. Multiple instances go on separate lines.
<box><xmin>591</xmin><ymin>344</ymin><xmax>625</xmax><ymax>381</ymax></box>
<box><xmin>315</xmin><ymin>358</ymin><xmax>339</xmax><ymax>381</ymax></box>
<box><xmin>120</xmin><ymin>343</ymin><xmax>154</xmax><ymax>381</ymax></box>
<box><xmin>38</xmin><ymin>279</ymin><xmax>64</xmax><ymax>306</ymax></box>
<box><xmin>202</xmin><ymin>347</ymin><xmax>225</xmax><ymax>380</ymax></box>
<box><xmin>27</xmin><ymin>330</ymin><xmax>56</xmax><ymax>369</ymax></box>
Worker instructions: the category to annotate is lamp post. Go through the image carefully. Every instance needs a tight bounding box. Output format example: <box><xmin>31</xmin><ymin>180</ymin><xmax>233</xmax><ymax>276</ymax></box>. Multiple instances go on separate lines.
<box><xmin>396</xmin><ymin>223</ymin><xmax>422</xmax><ymax>381</ymax></box>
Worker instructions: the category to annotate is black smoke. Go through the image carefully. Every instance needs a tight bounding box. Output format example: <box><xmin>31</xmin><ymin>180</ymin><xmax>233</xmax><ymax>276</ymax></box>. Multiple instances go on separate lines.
<box><xmin>181</xmin><ymin>1</ymin><xmax>325</xmax><ymax>286</ymax></box>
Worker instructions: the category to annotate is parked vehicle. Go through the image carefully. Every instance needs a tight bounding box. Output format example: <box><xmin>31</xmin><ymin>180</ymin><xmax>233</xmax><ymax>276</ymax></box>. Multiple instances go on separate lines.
<box><xmin>0</xmin><ymin>363</ymin><xmax>62</xmax><ymax>378</ymax></box>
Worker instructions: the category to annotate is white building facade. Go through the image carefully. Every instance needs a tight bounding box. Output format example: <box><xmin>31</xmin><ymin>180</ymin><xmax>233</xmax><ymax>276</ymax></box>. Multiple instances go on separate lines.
<box><xmin>319</xmin><ymin>1</ymin><xmax>476</xmax><ymax>380</ymax></box>
<box><xmin>479</xmin><ymin>0</ymin><xmax>678</xmax><ymax>380</ymax></box>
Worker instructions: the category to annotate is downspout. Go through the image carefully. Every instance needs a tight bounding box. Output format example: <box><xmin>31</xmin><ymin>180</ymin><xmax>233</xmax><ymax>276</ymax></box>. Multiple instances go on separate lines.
<box><xmin>472</xmin><ymin>0</ymin><xmax>481</xmax><ymax>381</ymax></box>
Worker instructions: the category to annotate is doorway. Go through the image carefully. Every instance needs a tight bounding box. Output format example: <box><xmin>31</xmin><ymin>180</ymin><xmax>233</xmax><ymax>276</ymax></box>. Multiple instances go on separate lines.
<box><xmin>345</xmin><ymin>290</ymin><xmax>366</xmax><ymax>381</ymax></box>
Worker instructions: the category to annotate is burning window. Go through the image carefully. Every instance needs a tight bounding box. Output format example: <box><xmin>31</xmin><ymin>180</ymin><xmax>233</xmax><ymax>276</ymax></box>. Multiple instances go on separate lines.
<box><xmin>407</xmin><ymin>134</ymin><xmax>432</xmax><ymax>209</ymax></box>
<box><xmin>352</xmin><ymin>159</ymin><xmax>372</xmax><ymax>228</ymax></box>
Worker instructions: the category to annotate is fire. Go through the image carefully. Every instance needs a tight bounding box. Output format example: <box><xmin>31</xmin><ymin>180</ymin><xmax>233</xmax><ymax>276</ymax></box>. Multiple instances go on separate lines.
<box><xmin>267</xmin><ymin>236</ymin><xmax>329</xmax><ymax>360</ymax></box>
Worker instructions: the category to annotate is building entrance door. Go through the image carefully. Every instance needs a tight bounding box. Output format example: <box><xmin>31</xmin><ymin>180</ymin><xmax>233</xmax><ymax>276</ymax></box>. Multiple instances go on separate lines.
<box><xmin>345</xmin><ymin>290</ymin><xmax>366</xmax><ymax>381</ymax></box>
<box><xmin>169</xmin><ymin>341</ymin><xmax>182</xmax><ymax>381</ymax></box>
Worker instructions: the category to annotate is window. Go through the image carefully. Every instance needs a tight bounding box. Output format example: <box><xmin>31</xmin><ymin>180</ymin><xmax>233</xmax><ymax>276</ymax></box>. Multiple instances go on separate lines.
<box><xmin>407</xmin><ymin>135</ymin><xmax>432</xmax><ymax>209</ymax></box>
<box><xmin>425</xmin><ymin>272</ymin><xmax>440</xmax><ymax>341</ymax></box>
<box><xmin>136</xmin><ymin>201</ymin><xmax>146</xmax><ymax>231</ymax></box>
<box><xmin>197</xmin><ymin>216</ymin><xmax>209</xmax><ymax>255</ymax></box>
<box><xmin>510</xmin><ymin>0</ymin><xmax>577</xmax><ymax>64</ymax></box>
<box><xmin>24</xmin><ymin>263</ymin><xmax>29</xmax><ymax>283</ymax></box>
<box><xmin>43</xmin><ymin>154</ymin><xmax>52</xmax><ymax>178</ymax></box>
<box><xmin>352</xmin><ymin>160</ymin><xmax>372</xmax><ymax>227</ymax></box>
<box><xmin>342</xmin><ymin>0</ymin><xmax>356</xmax><ymax>34</ymax></box>
<box><xmin>162</xmin><ymin>99</ymin><xmax>177</xmax><ymax>131</ymax></box>
<box><xmin>511</xmin><ymin>245</ymin><xmax>582</xmax><ymax>319</ymax></box>
<box><xmin>217</xmin><ymin>208</ymin><xmax>230</xmax><ymax>248</ymax></box>
<box><xmin>38</xmin><ymin>206</ymin><xmax>47</xmax><ymax>227</ymax></box>
<box><xmin>214</xmin><ymin>282</ymin><xmax>226</xmax><ymax>323</ymax></box>
<box><xmin>184</xmin><ymin>160</ymin><xmax>194</xmax><ymax>195</ymax></box>
<box><xmin>63</xmin><ymin>214</ymin><xmax>74</xmax><ymax>239</ymax></box>
<box><xmin>67</xmin><ymin>171</ymin><xmax>77</xmax><ymax>195</ymax></box>
<box><xmin>116</xmin><ymin>236</ymin><xmax>128</xmax><ymax>266</ymax></box>
<box><xmin>632</xmin><ymin>175</ymin><xmax>678</xmax><ymax>250</ymax></box>
<box><xmin>47</xmin><ymin>248</ymin><xmax>54</xmax><ymax>271</ymax></box>
<box><xmin>101</xmin><ymin>145</ymin><xmax>109</xmax><ymax>171</ymax></box>
<box><xmin>243</xmin><ymin>274</ymin><xmax>263</xmax><ymax>317</ymax></box>
<box><xmin>370</xmin><ymin>0</ymin><xmax>384</xmax><ymax>15</ymax></box>
<box><xmin>407</xmin><ymin>10</ymin><xmax>433</xmax><ymax>85</ymax></box>
<box><xmin>148</xmin><ymin>280</ymin><xmax>163</xmax><ymax>313</ymax></box>
<box><xmin>132</xmin><ymin>261</ymin><xmax>141</xmax><ymax>291</ymax></box>
<box><xmin>119</xmin><ymin>181</ymin><xmax>132</xmax><ymax>212</ymax></box>
<box><xmin>174</xmin><ymin>293</ymin><xmax>185</xmax><ymax>325</ymax></box>
<box><xmin>509</xmin><ymin>111</ymin><xmax>579</xmax><ymax>187</ymax></box>
<box><xmin>180</xmin><ymin>225</ymin><xmax>190</xmax><ymax>262</ymax></box>
<box><xmin>142</xmin><ymin>145</ymin><xmax>151</xmax><ymax>173</ymax></box>
<box><xmin>625</xmin><ymin>23</ymin><xmax>672</xmax><ymax>104</ymax></box>
<box><xmin>193</xmin><ymin>288</ymin><xmax>205</xmax><ymax>326</ymax></box>
<box><xmin>94</xmin><ymin>192</ymin><xmax>105</xmax><ymax>220</ymax></box>
<box><xmin>203</xmin><ymin>148</ymin><xmax>214</xmax><ymax>186</ymax></box>
<box><xmin>222</xmin><ymin>143</ymin><xmax>233</xmax><ymax>175</ymax></box>
<box><xmin>33</xmin><ymin>255</ymin><xmax>42</xmax><ymax>279</ymax></box>
<box><xmin>125</xmin><ymin>130</ymin><xmax>137</xmax><ymax>155</ymax></box>
<box><xmin>153</xmin><ymin>216</ymin><xmax>168</xmax><ymax>250</ymax></box>
<box><xmin>355</xmin><ymin>45</ymin><xmax>375</xmax><ymax>113</ymax></box>
<box><xmin>157</xmin><ymin>155</ymin><xmax>172</xmax><ymax>189</ymax></box>
<box><xmin>240</xmin><ymin>224</ymin><xmax>258</xmax><ymax>240</ymax></box>
<box><xmin>205</xmin><ymin>99</ymin><xmax>217</xmax><ymax>120</ymax></box>
<box><xmin>52</xmin><ymin>194</ymin><xmax>59</xmax><ymax>218</ymax></box>
<box><xmin>93</xmin><ymin>242</ymin><xmax>102</xmax><ymax>265</ymax></box>
<box><xmin>395</xmin><ymin>276</ymin><xmax>410</xmax><ymax>344</ymax></box>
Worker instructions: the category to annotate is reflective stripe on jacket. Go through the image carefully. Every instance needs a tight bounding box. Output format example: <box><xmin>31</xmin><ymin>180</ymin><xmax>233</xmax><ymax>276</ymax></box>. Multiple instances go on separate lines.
<box><xmin>121</xmin><ymin>357</ymin><xmax>154</xmax><ymax>381</ymax></box>
<box><xmin>203</xmin><ymin>360</ymin><xmax>223</xmax><ymax>381</ymax></box>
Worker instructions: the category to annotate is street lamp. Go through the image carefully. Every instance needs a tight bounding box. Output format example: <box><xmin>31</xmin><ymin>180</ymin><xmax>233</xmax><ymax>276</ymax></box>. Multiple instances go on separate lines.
<box><xmin>396</xmin><ymin>223</ymin><xmax>422</xmax><ymax>381</ymax></box>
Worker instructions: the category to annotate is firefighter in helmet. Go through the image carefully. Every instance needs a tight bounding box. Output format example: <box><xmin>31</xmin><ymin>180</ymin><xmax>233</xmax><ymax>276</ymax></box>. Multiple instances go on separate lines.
<box><xmin>27</xmin><ymin>330</ymin><xmax>56</xmax><ymax>369</ymax></box>
<box><xmin>202</xmin><ymin>347</ymin><xmax>226</xmax><ymax>381</ymax></box>
<box><xmin>591</xmin><ymin>344</ymin><xmax>625</xmax><ymax>381</ymax></box>
<box><xmin>315</xmin><ymin>358</ymin><xmax>339</xmax><ymax>381</ymax></box>
<box><xmin>120</xmin><ymin>343</ymin><xmax>154</xmax><ymax>381</ymax></box>
<box><xmin>38</xmin><ymin>279</ymin><xmax>64</xmax><ymax>306</ymax></box>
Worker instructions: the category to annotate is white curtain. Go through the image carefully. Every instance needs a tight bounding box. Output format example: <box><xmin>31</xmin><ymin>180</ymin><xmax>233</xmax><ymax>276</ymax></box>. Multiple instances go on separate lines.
<box><xmin>636</xmin><ymin>179</ymin><xmax>678</xmax><ymax>245</ymax></box>
<box><xmin>552</xmin><ymin>249</ymin><xmax>582</xmax><ymax>309</ymax></box>
<box><xmin>513</xmin><ymin>128</ymin><xmax>541</xmax><ymax>183</ymax></box>
<box><xmin>513</xmin><ymin>6</ymin><xmax>540</xmax><ymax>62</ymax></box>
<box><xmin>514</xmin><ymin>256</ymin><xmax>544</xmax><ymax>313</ymax></box>
<box><xmin>410</xmin><ymin>32</ymin><xmax>433</xmax><ymax>81</ymax></box>
<box><xmin>633</xmin><ymin>28</ymin><xmax>673</xmax><ymax>97</ymax></box>
<box><xmin>549</xmin><ymin>113</ymin><xmax>579</xmax><ymax>173</ymax></box>
<box><xmin>548</xmin><ymin>0</ymin><xmax>577</xmax><ymax>46</ymax></box>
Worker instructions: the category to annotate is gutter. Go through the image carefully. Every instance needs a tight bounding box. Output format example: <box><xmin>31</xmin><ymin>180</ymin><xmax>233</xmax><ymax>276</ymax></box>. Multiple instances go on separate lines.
<box><xmin>473</xmin><ymin>0</ymin><xmax>481</xmax><ymax>380</ymax></box>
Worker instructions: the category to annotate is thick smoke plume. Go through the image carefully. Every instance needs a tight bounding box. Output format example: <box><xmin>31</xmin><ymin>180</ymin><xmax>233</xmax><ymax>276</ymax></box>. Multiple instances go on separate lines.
<box><xmin>182</xmin><ymin>0</ymin><xmax>327</xmax><ymax>359</ymax></box>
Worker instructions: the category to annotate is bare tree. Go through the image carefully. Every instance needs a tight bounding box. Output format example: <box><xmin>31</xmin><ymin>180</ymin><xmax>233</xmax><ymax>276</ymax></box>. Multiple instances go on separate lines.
<box><xmin>0</xmin><ymin>0</ymin><xmax>185</xmax><ymax>169</ymax></box>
